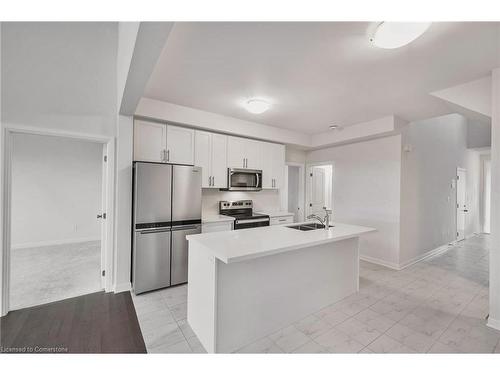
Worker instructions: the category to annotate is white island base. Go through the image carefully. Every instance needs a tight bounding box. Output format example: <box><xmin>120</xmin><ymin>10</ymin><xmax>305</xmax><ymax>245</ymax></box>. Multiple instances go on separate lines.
<box><xmin>187</xmin><ymin>223</ymin><xmax>374</xmax><ymax>353</ymax></box>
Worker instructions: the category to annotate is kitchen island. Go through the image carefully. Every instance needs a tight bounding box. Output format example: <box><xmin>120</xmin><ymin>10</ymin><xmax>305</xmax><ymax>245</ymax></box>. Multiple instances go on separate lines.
<box><xmin>186</xmin><ymin>222</ymin><xmax>375</xmax><ymax>353</ymax></box>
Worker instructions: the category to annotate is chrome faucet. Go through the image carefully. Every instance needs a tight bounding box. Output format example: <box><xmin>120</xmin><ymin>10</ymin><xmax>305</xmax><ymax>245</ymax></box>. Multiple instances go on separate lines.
<box><xmin>307</xmin><ymin>207</ymin><xmax>332</xmax><ymax>229</ymax></box>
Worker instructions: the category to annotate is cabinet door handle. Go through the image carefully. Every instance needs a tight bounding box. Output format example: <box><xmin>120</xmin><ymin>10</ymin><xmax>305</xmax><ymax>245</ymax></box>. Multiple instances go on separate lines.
<box><xmin>166</xmin><ymin>149</ymin><xmax>170</xmax><ymax>162</ymax></box>
<box><xmin>161</xmin><ymin>149</ymin><xmax>166</xmax><ymax>162</ymax></box>
<box><xmin>212</xmin><ymin>176</ymin><xmax>215</xmax><ymax>186</ymax></box>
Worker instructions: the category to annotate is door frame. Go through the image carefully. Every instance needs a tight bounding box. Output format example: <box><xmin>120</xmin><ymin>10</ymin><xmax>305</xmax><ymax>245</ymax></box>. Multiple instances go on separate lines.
<box><xmin>456</xmin><ymin>167</ymin><xmax>467</xmax><ymax>241</ymax></box>
<box><xmin>306</xmin><ymin>161</ymin><xmax>335</xmax><ymax>218</ymax></box>
<box><xmin>1</xmin><ymin>124</ymin><xmax>115</xmax><ymax>316</ymax></box>
<box><xmin>283</xmin><ymin>162</ymin><xmax>305</xmax><ymax>222</ymax></box>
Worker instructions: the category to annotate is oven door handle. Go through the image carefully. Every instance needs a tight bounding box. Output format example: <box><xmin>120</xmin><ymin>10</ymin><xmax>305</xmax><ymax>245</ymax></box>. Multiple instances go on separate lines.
<box><xmin>236</xmin><ymin>218</ymin><xmax>269</xmax><ymax>224</ymax></box>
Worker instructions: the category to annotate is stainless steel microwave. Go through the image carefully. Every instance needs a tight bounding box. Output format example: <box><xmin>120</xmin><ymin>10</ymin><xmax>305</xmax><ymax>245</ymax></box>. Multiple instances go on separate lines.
<box><xmin>223</xmin><ymin>168</ymin><xmax>262</xmax><ymax>191</ymax></box>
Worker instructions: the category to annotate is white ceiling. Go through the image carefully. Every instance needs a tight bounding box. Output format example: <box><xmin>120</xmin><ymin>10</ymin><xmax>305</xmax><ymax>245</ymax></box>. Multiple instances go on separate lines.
<box><xmin>144</xmin><ymin>22</ymin><xmax>500</xmax><ymax>134</ymax></box>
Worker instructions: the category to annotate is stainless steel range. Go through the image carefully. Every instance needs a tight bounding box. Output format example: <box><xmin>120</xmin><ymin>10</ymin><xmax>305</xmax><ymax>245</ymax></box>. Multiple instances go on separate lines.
<box><xmin>219</xmin><ymin>200</ymin><xmax>270</xmax><ymax>230</ymax></box>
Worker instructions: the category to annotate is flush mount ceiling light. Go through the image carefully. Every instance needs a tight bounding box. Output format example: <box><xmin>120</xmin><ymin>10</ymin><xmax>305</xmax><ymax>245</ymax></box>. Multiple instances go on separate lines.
<box><xmin>329</xmin><ymin>125</ymin><xmax>340</xmax><ymax>130</ymax></box>
<box><xmin>243</xmin><ymin>99</ymin><xmax>271</xmax><ymax>114</ymax></box>
<box><xmin>370</xmin><ymin>22</ymin><xmax>431</xmax><ymax>49</ymax></box>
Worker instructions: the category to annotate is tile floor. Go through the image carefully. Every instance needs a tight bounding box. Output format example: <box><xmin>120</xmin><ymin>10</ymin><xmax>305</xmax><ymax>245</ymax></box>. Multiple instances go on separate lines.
<box><xmin>132</xmin><ymin>234</ymin><xmax>500</xmax><ymax>353</ymax></box>
<box><xmin>10</xmin><ymin>240</ymin><xmax>102</xmax><ymax>310</ymax></box>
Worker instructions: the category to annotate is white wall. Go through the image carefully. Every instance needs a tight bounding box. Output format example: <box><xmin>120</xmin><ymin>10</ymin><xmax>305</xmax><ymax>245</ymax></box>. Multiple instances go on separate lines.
<box><xmin>11</xmin><ymin>134</ymin><xmax>102</xmax><ymax>248</ymax></box>
<box><xmin>202</xmin><ymin>189</ymin><xmax>282</xmax><ymax>216</ymax></box>
<box><xmin>400</xmin><ymin>114</ymin><xmax>469</xmax><ymax>266</ymax></box>
<box><xmin>136</xmin><ymin>98</ymin><xmax>310</xmax><ymax>147</ymax></box>
<box><xmin>482</xmin><ymin>156</ymin><xmax>492</xmax><ymax>233</ymax></box>
<box><xmin>117</xmin><ymin>22</ymin><xmax>140</xmax><ymax>109</ymax></box>
<box><xmin>467</xmin><ymin>119</ymin><xmax>492</xmax><ymax>148</ymax></box>
<box><xmin>114</xmin><ymin>115</ymin><xmax>134</xmax><ymax>291</ymax></box>
<box><xmin>307</xmin><ymin>135</ymin><xmax>402</xmax><ymax>268</ymax></box>
<box><xmin>285</xmin><ymin>146</ymin><xmax>307</xmax><ymax>164</ymax></box>
<box><xmin>488</xmin><ymin>68</ymin><xmax>500</xmax><ymax>330</ymax></box>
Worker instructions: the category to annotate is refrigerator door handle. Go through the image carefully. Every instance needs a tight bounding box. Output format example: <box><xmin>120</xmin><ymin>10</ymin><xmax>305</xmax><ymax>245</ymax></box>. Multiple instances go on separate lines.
<box><xmin>172</xmin><ymin>225</ymin><xmax>200</xmax><ymax>231</ymax></box>
<box><xmin>139</xmin><ymin>228</ymin><xmax>171</xmax><ymax>234</ymax></box>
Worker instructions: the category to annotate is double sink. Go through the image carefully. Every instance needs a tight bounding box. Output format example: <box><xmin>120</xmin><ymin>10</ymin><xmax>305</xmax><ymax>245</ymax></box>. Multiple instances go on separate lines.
<box><xmin>287</xmin><ymin>222</ymin><xmax>334</xmax><ymax>231</ymax></box>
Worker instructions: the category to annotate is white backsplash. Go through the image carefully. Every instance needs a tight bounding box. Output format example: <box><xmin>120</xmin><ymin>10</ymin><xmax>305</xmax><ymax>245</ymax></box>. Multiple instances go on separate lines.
<box><xmin>202</xmin><ymin>189</ymin><xmax>283</xmax><ymax>216</ymax></box>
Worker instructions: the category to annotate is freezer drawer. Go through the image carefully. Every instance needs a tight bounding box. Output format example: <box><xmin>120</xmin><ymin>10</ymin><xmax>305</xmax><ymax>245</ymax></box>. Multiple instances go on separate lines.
<box><xmin>133</xmin><ymin>229</ymin><xmax>171</xmax><ymax>294</ymax></box>
<box><xmin>171</xmin><ymin>225</ymin><xmax>201</xmax><ymax>285</ymax></box>
<box><xmin>134</xmin><ymin>162</ymin><xmax>172</xmax><ymax>226</ymax></box>
<box><xmin>172</xmin><ymin>165</ymin><xmax>202</xmax><ymax>224</ymax></box>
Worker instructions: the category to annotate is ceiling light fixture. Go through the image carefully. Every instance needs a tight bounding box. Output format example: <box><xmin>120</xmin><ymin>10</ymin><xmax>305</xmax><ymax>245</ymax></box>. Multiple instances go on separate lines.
<box><xmin>243</xmin><ymin>99</ymin><xmax>271</xmax><ymax>114</ymax></box>
<box><xmin>329</xmin><ymin>125</ymin><xmax>340</xmax><ymax>130</ymax></box>
<box><xmin>370</xmin><ymin>22</ymin><xmax>431</xmax><ymax>49</ymax></box>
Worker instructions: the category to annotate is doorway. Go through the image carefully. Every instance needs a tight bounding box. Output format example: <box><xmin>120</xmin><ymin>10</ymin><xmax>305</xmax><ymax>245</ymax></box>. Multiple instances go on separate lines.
<box><xmin>286</xmin><ymin>163</ymin><xmax>305</xmax><ymax>222</ymax></box>
<box><xmin>306</xmin><ymin>163</ymin><xmax>334</xmax><ymax>217</ymax></box>
<box><xmin>1</xmin><ymin>128</ymin><xmax>114</xmax><ymax>315</ymax></box>
<box><xmin>456</xmin><ymin>167</ymin><xmax>467</xmax><ymax>241</ymax></box>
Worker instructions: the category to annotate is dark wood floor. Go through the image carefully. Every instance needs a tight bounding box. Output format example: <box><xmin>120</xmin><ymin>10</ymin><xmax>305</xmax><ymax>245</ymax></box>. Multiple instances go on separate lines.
<box><xmin>0</xmin><ymin>291</ymin><xmax>146</xmax><ymax>353</ymax></box>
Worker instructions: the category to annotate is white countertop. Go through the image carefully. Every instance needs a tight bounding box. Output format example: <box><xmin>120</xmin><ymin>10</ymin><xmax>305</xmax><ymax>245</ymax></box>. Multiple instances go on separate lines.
<box><xmin>257</xmin><ymin>211</ymin><xmax>294</xmax><ymax>217</ymax></box>
<box><xmin>202</xmin><ymin>214</ymin><xmax>235</xmax><ymax>224</ymax></box>
<box><xmin>187</xmin><ymin>222</ymin><xmax>376</xmax><ymax>264</ymax></box>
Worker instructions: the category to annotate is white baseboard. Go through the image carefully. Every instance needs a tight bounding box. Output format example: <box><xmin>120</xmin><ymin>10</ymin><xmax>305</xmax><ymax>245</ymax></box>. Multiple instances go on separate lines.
<box><xmin>11</xmin><ymin>237</ymin><xmax>100</xmax><ymax>250</ymax></box>
<box><xmin>487</xmin><ymin>317</ymin><xmax>500</xmax><ymax>332</ymax></box>
<box><xmin>114</xmin><ymin>282</ymin><xmax>132</xmax><ymax>293</ymax></box>
<box><xmin>398</xmin><ymin>243</ymin><xmax>452</xmax><ymax>270</ymax></box>
<box><xmin>359</xmin><ymin>255</ymin><xmax>400</xmax><ymax>270</ymax></box>
<box><xmin>360</xmin><ymin>243</ymin><xmax>453</xmax><ymax>271</ymax></box>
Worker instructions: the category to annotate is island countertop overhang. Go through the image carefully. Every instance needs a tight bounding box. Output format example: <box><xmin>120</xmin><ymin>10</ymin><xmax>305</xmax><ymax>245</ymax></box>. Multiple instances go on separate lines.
<box><xmin>186</xmin><ymin>222</ymin><xmax>376</xmax><ymax>264</ymax></box>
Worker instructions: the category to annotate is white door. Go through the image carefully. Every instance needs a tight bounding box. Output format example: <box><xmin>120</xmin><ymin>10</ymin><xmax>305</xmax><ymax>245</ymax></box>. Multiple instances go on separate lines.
<box><xmin>133</xmin><ymin>120</ymin><xmax>166</xmax><ymax>162</ymax></box>
<box><xmin>287</xmin><ymin>166</ymin><xmax>301</xmax><ymax>221</ymax></box>
<box><xmin>245</xmin><ymin>139</ymin><xmax>262</xmax><ymax>170</ymax></box>
<box><xmin>456</xmin><ymin>168</ymin><xmax>467</xmax><ymax>241</ymax></box>
<box><xmin>227</xmin><ymin>136</ymin><xmax>246</xmax><ymax>168</ymax></box>
<box><xmin>310</xmin><ymin>167</ymin><xmax>326</xmax><ymax>216</ymax></box>
<box><xmin>166</xmin><ymin>125</ymin><xmax>194</xmax><ymax>165</ymax></box>
<box><xmin>99</xmin><ymin>145</ymin><xmax>107</xmax><ymax>289</ymax></box>
<box><xmin>194</xmin><ymin>130</ymin><xmax>211</xmax><ymax>188</ymax></box>
<box><xmin>211</xmin><ymin>133</ymin><xmax>227</xmax><ymax>188</ymax></box>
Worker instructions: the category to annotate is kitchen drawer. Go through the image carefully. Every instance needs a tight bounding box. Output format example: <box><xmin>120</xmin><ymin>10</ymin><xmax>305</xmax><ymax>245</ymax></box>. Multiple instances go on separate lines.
<box><xmin>202</xmin><ymin>221</ymin><xmax>234</xmax><ymax>233</ymax></box>
<box><xmin>270</xmin><ymin>216</ymin><xmax>294</xmax><ymax>226</ymax></box>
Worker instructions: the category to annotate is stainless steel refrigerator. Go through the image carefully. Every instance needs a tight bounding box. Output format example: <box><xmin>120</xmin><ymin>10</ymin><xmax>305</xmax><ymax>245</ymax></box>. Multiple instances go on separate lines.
<box><xmin>132</xmin><ymin>162</ymin><xmax>202</xmax><ymax>294</ymax></box>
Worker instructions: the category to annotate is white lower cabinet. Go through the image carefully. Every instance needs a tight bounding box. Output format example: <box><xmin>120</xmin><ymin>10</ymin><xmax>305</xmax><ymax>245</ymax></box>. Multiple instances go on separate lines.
<box><xmin>270</xmin><ymin>215</ymin><xmax>294</xmax><ymax>226</ymax></box>
<box><xmin>202</xmin><ymin>221</ymin><xmax>234</xmax><ymax>233</ymax></box>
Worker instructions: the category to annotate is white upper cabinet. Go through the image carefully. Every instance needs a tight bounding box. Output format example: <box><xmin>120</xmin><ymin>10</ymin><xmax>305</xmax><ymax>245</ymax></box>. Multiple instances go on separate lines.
<box><xmin>227</xmin><ymin>136</ymin><xmax>247</xmax><ymax>168</ymax></box>
<box><xmin>135</xmin><ymin>121</ymin><xmax>282</xmax><ymax>189</ymax></box>
<box><xmin>134</xmin><ymin>120</ymin><xmax>195</xmax><ymax>165</ymax></box>
<box><xmin>227</xmin><ymin>136</ymin><xmax>262</xmax><ymax>170</ymax></box>
<box><xmin>166</xmin><ymin>125</ymin><xmax>195</xmax><ymax>165</ymax></box>
<box><xmin>245</xmin><ymin>139</ymin><xmax>262</xmax><ymax>170</ymax></box>
<box><xmin>134</xmin><ymin>120</ymin><xmax>167</xmax><ymax>163</ymax></box>
<box><xmin>210</xmin><ymin>133</ymin><xmax>228</xmax><ymax>188</ymax></box>
<box><xmin>194</xmin><ymin>130</ymin><xmax>211</xmax><ymax>187</ymax></box>
<box><xmin>194</xmin><ymin>130</ymin><xmax>227</xmax><ymax>188</ymax></box>
<box><xmin>261</xmin><ymin>142</ymin><xmax>285</xmax><ymax>189</ymax></box>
